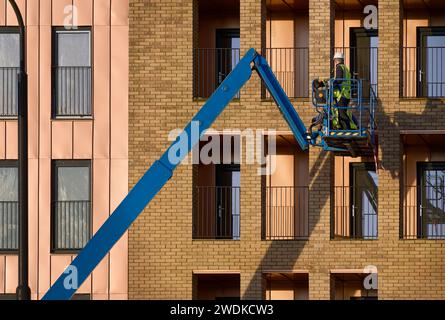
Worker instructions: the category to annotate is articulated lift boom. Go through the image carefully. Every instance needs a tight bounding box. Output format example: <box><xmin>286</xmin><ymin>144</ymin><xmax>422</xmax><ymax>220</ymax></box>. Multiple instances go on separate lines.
<box><xmin>43</xmin><ymin>48</ymin><xmax>375</xmax><ymax>300</ymax></box>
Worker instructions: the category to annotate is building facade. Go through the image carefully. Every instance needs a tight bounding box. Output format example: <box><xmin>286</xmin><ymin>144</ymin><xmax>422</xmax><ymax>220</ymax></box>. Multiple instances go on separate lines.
<box><xmin>0</xmin><ymin>0</ymin><xmax>128</xmax><ymax>299</ymax></box>
<box><xmin>129</xmin><ymin>0</ymin><xmax>445</xmax><ymax>300</ymax></box>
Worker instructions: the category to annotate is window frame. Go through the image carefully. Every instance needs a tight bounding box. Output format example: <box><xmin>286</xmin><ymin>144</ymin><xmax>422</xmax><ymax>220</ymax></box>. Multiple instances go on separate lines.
<box><xmin>0</xmin><ymin>27</ymin><xmax>20</xmax><ymax>119</ymax></box>
<box><xmin>349</xmin><ymin>27</ymin><xmax>379</xmax><ymax>97</ymax></box>
<box><xmin>416</xmin><ymin>161</ymin><xmax>445</xmax><ymax>239</ymax></box>
<box><xmin>215</xmin><ymin>28</ymin><xmax>240</xmax><ymax>88</ymax></box>
<box><xmin>0</xmin><ymin>26</ymin><xmax>20</xmax><ymax>66</ymax></box>
<box><xmin>0</xmin><ymin>160</ymin><xmax>19</xmax><ymax>253</ymax></box>
<box><xmin>349</xmin><ymin>162</ymin><xmax>378</xmax><ymax>240</ymax></box>
<box><xmin>51</xmin><ymin>27</ymin><xmax>93</xmax><ymax>119</ymax></box>
<box><xmin>51</xmin><ymin>160</ymin><xmax>92</xmax><ymax>254</ymax></box>
<box><xmin>416</xmin><ymin>27</ymin><xmax>445</xmax><ymax>98</ymax></box>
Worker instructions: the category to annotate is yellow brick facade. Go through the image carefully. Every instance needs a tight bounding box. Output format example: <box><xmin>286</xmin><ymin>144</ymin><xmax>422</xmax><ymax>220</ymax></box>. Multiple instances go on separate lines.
<box><xmin>128</xmin><ymin>0</ymin><xmax>445</xmax><ymax>300</ymax></box>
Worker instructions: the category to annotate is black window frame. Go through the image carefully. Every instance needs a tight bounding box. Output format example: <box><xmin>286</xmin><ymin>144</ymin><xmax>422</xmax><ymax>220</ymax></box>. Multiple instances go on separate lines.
<box><xmin>0</xmin><ymin>160</ymin><xmax>19</xmax><ymax>253</ymax></box>
<box><xmin>416</xmin><ymin>161</ymin><xmax>445</xmax><ymax>239</ymax></box>
<box><xmin>51</xmin><ymin>160</ymin><xmax>92</xmax><ymax>253</ymax></box>
<box><xmin>416</xmin><ymin>27</ymin><xmax>445</xmax><ymax>98</ymax></box>
<box><xmin>0</xmin><ymin>27</ymin><xmax>20</xmax><ymax>118</ymax></box>
<box><xmin>215</xmin><ymin>28</ymin><xmax>240</xmax><ymax>87</ymax></box>
<box><xmin>349</xmin><ymin>27</ymin><xmax>379</xmax><ymax>97</ymax></box>
<box><xmin>51</xmin><ymin>26</ymin><xmax>93</xmax><ymax>119</ymax></box>
<box><xmin>349</xmin><ymin>162</ymin><xmax>378</xmax><ymax>240</ymax></box>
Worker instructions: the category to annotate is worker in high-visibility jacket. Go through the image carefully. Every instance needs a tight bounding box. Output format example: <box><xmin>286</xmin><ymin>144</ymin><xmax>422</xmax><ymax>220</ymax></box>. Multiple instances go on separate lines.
<box><xmin>332</xmin><ymin>52</ymin><xmax>357</xmax><ymax>130</ymax></box>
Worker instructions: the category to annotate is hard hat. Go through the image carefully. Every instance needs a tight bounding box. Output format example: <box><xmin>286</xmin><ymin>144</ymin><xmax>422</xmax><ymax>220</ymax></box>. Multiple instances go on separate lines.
<box><xmin>333</xmin><ymin>52</ymin><xmax>344</xmax><ymax>60</ymax></box>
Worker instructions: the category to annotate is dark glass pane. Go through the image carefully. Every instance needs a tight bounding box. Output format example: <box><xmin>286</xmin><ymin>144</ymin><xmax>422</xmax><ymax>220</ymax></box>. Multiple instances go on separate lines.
<box><xmin>56</xmin><ymin>31</ymin><xmax>91</xmax><ymax>67</ymax></box>
<box><xmin>54</xmin><ymin>163</ymin><xmax>91</xmax><ymax>250</ymax></box>
<box><xmin>0</xmin><ymin>163</ymin><xmax>18</xmax><ymax>250</ymax></box>
<box><xmin>0</xmin><ymin>33</ymin><xmax>19</xmax><ymax>67</ymax></box>
<box><xmin>351</xmin><ymin>163</ymin><xmax>378</xmax><ymax>239</ymax></box>
<box><xmin>420</xmin><ymin>164</ymin><xmax>445</xmax><ymax>238</ymax></box>
<box><xmin>57</xmin><ymin>166</ymin><xmax>90</xmax><ymax>201</ymax></box>
<box><xmin>426</xmin><ymin>36</ymin><xmax>445</xmax><ymax>97</ymax></box>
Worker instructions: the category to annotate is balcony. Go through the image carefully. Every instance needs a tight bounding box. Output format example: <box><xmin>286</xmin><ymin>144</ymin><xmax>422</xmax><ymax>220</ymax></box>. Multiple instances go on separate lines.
<box><xmin>193</xmin><ymin>186</ymin><xmax>240</xmax><ymax>240</ymax></box>
<box><xmin>262</xmin><ymin>186</ymin><xmax>309</xmax><ymax>240</ymax></box>
<box><xmin>332</xmin><ymin>186</ymin><xmax>378</xmax><ymax>240</ymax></box>
<box><xmin>52</xmin><ymin>66</ymin><xmax>92</xmax><ymax>117</ymax></box>
<box><xmin>402</xmin><ymin>47</ymin><xmax>445</xmax><ymax>98</ymax></box>
<box><xmin>193</xmin><ymin>48</ymin><xmax>310</xmax><ymax>100</ymax></box>
<box><xmin>262</xmin><ymin>48</ymin><xmax>309</xmax><ymax>99</ymax></box>
<box><xmin>52</xmin><ymin>200</ymin><xmax>91</xmax><ymax>251</ymax></box>
<box><xmin>193</xmin><ymin>48</ymin><xmax>240</xmax><ymax>99</ymax></box>
<box><xmin>0</xmin><ymin>67</ymin><xmax>19</xmax><ymax>117</ymax></box>
<box><xmin>0</xmin><ymin>201</ymin><xmax>18</xmax><ymax>251</ymax></box>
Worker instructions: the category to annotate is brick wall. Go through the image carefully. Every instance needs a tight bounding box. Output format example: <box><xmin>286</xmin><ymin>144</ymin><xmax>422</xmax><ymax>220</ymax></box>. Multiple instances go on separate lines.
<box><xmin>129</xmin><ymin>0</ymin><xmax>445</xmax><ymax>300</ymax></box>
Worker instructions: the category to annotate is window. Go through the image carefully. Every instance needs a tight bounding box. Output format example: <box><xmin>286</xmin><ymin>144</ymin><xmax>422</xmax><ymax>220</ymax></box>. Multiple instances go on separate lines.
<box><xmin>350</xmin><ymin>163</ymin><xmax>378</xmax><ymax>239</ymax></box>
<box><xmin>193</xmin><ymin>135</ymin><xmax>241</xmax><ymax>240</ymax></box>
<box><xmin>194</xmin><ymin>0</ymin><xmax>240</xmax><ymax>99</ymax></box>
<box><xmin>0</xmin><ymin>28</ymin><xmax>19</xmax><ymax>117</ymax></box>
<box><xmin>53</xmin><ymin>28</ymin><xmax>92</xmax><ymax>117</ymax></box>
<box><xmin>417</xmin><ymin>162</ymin><xmax>445</xmax><ymax>239</ymax></box>
<box><xmin>0</xmin><ymin>161</ymin><xmax>18</xmax><ymax>251</ymax></box>
<box><xmin>350</xmin><ymin>28</ymin><xmax>378</xmax><ymax>97</ymax></box>
<box><xmin>215</xmin><ymin>164</ymin><xmax>240</xmax><ymax>239</ymax></box>
<box><xmin>215</xmin><ymin>29</ymin><xmax>240</xmax><ymax>86</ymax></box>
<box><xmin>52</xmin><ymin>161</ymin><xmax>91</xmax><ymax>252</ymax></box>
<box><xmin>332</xmin><ymin>162</ymin><xmax>378</xmax><ymax>240</ymax></box>
<box><xmin>417</xmin><ymin>27</ymin><xmax>445</xmax><ymax>97</ymax></box>
<box><xmin>262</xmin><ymin>136</ymin><xmax>309</xmax><ymax>240</ymax></box>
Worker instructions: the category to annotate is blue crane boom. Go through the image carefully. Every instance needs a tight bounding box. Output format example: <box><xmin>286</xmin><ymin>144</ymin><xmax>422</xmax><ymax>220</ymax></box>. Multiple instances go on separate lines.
<box><xmin>43</xmin><ymin>48</ymin><xmax>309</xmax><ymax>300</ymax></box>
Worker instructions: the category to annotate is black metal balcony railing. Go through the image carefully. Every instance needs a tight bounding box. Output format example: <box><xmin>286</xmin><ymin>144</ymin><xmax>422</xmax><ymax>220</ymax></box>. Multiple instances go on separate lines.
<box><xmin>53</xmin><ymin>200</ymin><xmax>91</xmax><ymax>251</ymax></box>
<box><xmin>193</xmin><ymin>48</ymin><xmax>241</xmax><ymax>99</ymax></box>
<box><xmin>332</xmin><ymin>186</ymin><xmax>378</xmax><ymax>240</ymax></box>
<box><xmin>262</xmin><ymin>186</ymin><xmax>309</xmax><ymax>240</ymax></box>
<box><xmin>334</xmin><ymin>47</ymin><xmax>379</xmax><ymax>97</ymax></box>
<box><xmin>0</xmin><ymin>67</ymin><xmax>19</xmax><ymax>117</ymax></box>
<box><xmin>403</xmin><ymin>186</ymin><xmax>445</xmax><ymax>239</ymax></box>
<box><xmin>53</xmin><ymin>66</ymin><xmax>92</xmax><ymax>117</ymax></box>
<box><xmin>402</xmin><ymin>47</ymin><xmax>445</xmax><ymax>98</ymax></box>
<box><xmin>193</xmin><ymin>186</ymin><xmax>240</xmax><ymax>240</ymax></box>
<box><xmin>262</xmin><ymin>48</ymin><xmax>309</xmax><ymax>99</ymax></box>
<box><xmin>0</xmin><ymin>201</ymin><xmax>18</xmax><ymax>251</ymax></box>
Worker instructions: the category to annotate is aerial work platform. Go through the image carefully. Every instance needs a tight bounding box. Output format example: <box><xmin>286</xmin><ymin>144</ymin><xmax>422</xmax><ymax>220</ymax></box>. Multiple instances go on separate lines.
<box><xmin>309</xmin><ymin>77</ymin><xmax>377</xmax><ymax>158</ymax></box>
<box><xmin>43</xmin><ymin>49</ymin><xmax>378</xmax><ymax>300</ymax></box>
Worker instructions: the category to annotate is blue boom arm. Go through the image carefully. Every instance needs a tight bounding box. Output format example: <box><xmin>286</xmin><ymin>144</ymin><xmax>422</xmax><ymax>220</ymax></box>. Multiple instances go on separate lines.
<box><xmin>43</xmin><ymin>48</ymin><xmax>308</xmax><ymax>300</ymax></box>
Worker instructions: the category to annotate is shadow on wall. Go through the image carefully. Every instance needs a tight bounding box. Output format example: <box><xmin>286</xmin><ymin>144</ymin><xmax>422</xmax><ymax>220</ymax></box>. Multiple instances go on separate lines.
<box><xmin>377</xmin><ymin>98</ymin><xmax>445</xmax><ymax>180</ymax></box>
<box><xmin>244</xmin><ymin>96</ymin><xmax>445</xmax><ymax>299</ymax></box>
<box><xmin>244</xmin><ymin>150</ymin><xmax>330</xmax><ymax>299</ymax></box>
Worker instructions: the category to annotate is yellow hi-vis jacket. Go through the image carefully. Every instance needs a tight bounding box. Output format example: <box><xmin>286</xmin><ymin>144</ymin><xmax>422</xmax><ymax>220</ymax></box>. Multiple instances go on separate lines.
<box><xmin>332</xmin><ymin>64</ymin><xmax>357</xmax><ymax>130</ymax></box>
<box><xmin>333</xmin><ymin>64</ymin><xmax>351</xmax><ymax>100</ymax></box>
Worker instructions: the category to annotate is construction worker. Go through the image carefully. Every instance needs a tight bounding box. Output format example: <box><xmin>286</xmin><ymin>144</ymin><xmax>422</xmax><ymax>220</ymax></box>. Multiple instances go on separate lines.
<box><xmin>332</xmin><ymin>52</ymin><xmax>357</xmax><ymax>130</ymax></box>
